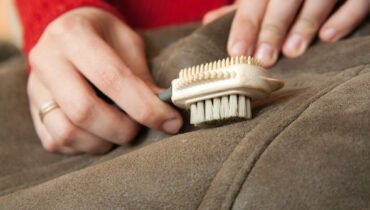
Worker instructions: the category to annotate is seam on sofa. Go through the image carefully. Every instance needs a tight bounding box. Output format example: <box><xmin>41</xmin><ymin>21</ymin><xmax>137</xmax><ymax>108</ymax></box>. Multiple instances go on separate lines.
<box><xmin>227</xmin><ymin>66</ymin><xmax>369</xmax><ymax>209</ymax></box>
<box><xmin>197</xmin><ymin>65</ymin><xmax>368</xmax><ymax>209</ymax></box>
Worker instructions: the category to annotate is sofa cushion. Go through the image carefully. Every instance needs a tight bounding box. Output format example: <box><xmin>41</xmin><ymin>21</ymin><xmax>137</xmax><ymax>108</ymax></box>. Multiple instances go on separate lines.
<box><xmin>0</xmin><ymin>14</ymin><xmax>369</xmax><ymax>209</ymax></box>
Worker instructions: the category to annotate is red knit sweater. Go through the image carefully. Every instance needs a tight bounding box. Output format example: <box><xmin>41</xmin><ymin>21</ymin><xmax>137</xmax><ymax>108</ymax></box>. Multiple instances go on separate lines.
<box><xmin>16</xmin><ymin>0</ymin><xmax>234</xmax><ymax>55</ymax></box>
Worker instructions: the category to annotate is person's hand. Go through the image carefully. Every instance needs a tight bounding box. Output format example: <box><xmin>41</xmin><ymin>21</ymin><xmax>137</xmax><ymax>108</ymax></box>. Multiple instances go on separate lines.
<box><xmin>27</xmin><ymin>8</ymin><xmax>182</xmax><ymax>155</ymax></box>
<box><xmin>203</xmin><ymin>0</ymin><xmax>370</xmax><ymax>67</ymax></box>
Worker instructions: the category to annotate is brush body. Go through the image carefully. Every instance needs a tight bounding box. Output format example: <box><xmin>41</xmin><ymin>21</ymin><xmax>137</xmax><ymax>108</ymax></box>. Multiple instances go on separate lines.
<box><xmin>170</xmin><ymin>56</ymin><xmax>284</xmax><ymax>126</ymax></box>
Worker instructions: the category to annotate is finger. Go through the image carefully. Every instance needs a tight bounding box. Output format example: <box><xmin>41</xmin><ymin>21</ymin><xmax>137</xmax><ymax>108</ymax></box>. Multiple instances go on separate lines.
<box><xmin>28</xmin><ymin>74</ymin><xmax>82</xmax><ymax>155</ymax></box>
<box><xmin>320</xmin><ymin>0</ymin><xmax>370</xmax><ymax>42</ymax></box>
<box><xmin>63</xmin><ymin>28</ymin><xmax>183</xmax><ymax>134</ymax></box>
<box><xmin>43</xmin><ymin>109</ymin><xmax>113</xmax><ymax>154</ymax></box>
<box><xmin>228</xmin><ymin>0</ymin><xmax>268</xmax><ymax>57</ymax></box>
<box><xmin>30</xmin><ymin>103</ymin><xmax>80</xmax><ymax>155</ymax></box>
<box><xmin>283</xmin><ymin>0</ymin><xmax>337</xmax><ymax>58</ymax></box>
<box><xmin>30</xmin><ymin>53</ymin><xmax>140</xmax><ymax>144</ymax></box>
<box><xmin>202</xmin><ymin>5</ymin><xmax>238</xmax><ymax>25</ymax></box>
<box><xmin>255</xmin><ymin>0</ymin><xmax>303</xmax><ymax>67</ymax></box>
<box><xmin>28</xmin><ymin>74</ymin><xmax>113</xmax><ymax>154</ymax></box>
<box><xmin>107</xmin><ymin>22</ymin><xmax>156</xmax><ymax>89</ymax></box>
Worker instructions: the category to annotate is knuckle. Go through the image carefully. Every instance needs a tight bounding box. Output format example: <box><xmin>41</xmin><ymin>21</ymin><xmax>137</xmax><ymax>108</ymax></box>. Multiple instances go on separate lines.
<box><xmin>237</xmin><ymin>14</ymin><xmax>259</xmax><ymax>32</ymax></box>
<box><xmin>97</xmin><ymin>64</ymin><xmax>126</xmax><ymax>95</ymax></box>
<box><xmin>28</xmin><ymin>48</ymin><xmax>37</xmax><ymax>63</ymax></box>
<box><xmin>47</xmin><ymin>14</ymin><xmax>91</xmax><ymax>38</ymax></box>
<box><xmin>136</xmin><ymin>104</ymin><xmax>156</xmax><ymax>125</ymax></box>
<box><xmin>28</xmin><ymin>47</ymin><xmax>42</xmax><ymax>69</ymax></box>
<box><xmin>261</xmin><ymin>23</ymin><xmax>285</xmax><ymax>40</ymax></box>
<box><xmin>68</xmin><ymin>95</ymin><xmax>95</xmax><ymax>126</ymax></box>
<box><xmin>55</xmin><ymin>123</ymin><xmax>78</xmax><ymax>146</ymax></box>
<box><xmin>296</xmin><ymin>17</ymin><xmax>319</xmax><ymax>34</ymax></box>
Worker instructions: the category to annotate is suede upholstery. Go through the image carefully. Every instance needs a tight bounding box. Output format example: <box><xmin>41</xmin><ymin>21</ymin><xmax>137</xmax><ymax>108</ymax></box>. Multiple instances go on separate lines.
<box><xmin>0</xmin><ymin>14</ymin><xmax>369</xmax><ymax>209</ymax></box>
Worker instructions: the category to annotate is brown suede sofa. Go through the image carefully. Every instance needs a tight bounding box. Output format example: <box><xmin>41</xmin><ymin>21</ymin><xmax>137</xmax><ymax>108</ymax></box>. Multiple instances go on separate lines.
<box><xmin>0</xmin><ymin>14</ymin><xmax>369</xmax><ymax>209</ymax></box>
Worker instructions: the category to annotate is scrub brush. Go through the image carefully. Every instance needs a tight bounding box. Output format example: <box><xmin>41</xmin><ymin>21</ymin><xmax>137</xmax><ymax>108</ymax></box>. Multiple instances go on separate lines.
<box><xmin>158</xmin><ymin>56</ymin><xmax>284</xmax><ymax>126</ymax></box>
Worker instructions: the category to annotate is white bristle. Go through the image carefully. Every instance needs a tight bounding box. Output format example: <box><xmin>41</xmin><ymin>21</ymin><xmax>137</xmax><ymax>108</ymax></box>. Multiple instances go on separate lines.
<box><xmin>210</xmin><ymin>71</ymin><xmax>216</xmax><ymax>79</ymax></box>
<box><xmin>238</xmin><ymin>95</ymin><xmax>252</xmax><ymax>119</ymax></box>
<box><xmin>192</xmin><ymin>76</ymin><xmax>197</xmax><ymax>82</ymax></box>
<box><xmin>189</xmin><ymin>95</ymin><xmax>253</xmax><ymax>126</ymax></box>
<box><xmin>217</xmin><ymin>60</ymin><xmax>221</xmax><ymax>68</ymax></box>
<box><xmin>205</xmin><ymin>100</ymin><xmax>213</xmax><ymax>121</ymax></box>
<box><xmin>177</xmin><ymin>56</ymin><xmax>262</xmax><ymax>90</ymax></box>
<box><xmin>196</xmin><ymin>101</ymin><xmax>205</xmax><ymax>123</ymax></box>
<box><xmin>238</xmin><ymin>95</ymin><xmax>246</xmax><ymax>117</ymax></box>
<box><xmin>199</xmin><ymin>73</ymin><xmax>204</xmax><ymax>80</ymax></box>
<box><xmin>212</xmin><ymin>98</ymin><xmax>221</xmax><ymax>120</ymax></box>
<box><xmin>229</xmin><ymin>95</ymin><xmax>238</xmax><ymax>117</ymax></box>
<box><xmin>246</xmin><ymin>97</ymin><xmax>252</xmax><ymax>119</ymax></box>
<box><xmin>179</xmin><ymin>70</ymin><xmax>183</xmax><ymax>78</ymax></box>
<box><xmin>196</xmin><ymin>65</ymin><xmax>200</xmax><ymax>74</ymax></box>
<box><xmin>217</xmin><ymin>71</ymin><xmax>223</xmax><ymax>79</ymax></box>
<box><xmin>221</xmin><ymin>96</ymin><xmax>229</xmax><ymax>119</ymax></box>
<box><xmin>190</xmin><ymin>104</ymin><xmax>197</xmax><ymax>125</ymax></box>
<box><xmin>221</xmin><ymin>58</ymin><xmax>226</xmax><ymax>67</ymax></box>
<box><xmin>204</xmin><ymin>72</ymin><xmax>210</xmax><ymax>79</ymax></box>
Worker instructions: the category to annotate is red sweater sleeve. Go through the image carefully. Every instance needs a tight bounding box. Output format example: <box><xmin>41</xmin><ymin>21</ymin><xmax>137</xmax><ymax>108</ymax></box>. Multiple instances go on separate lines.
<box><xmin>16</xmin><ymin>0</ymin><xmax>122</xmax><ymax>55</ymax></box>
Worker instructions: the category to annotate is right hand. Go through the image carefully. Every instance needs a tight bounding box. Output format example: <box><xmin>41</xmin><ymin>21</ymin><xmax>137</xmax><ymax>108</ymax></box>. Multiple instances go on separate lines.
<box><xmin>204</xmin><ymin>0</ymin><xmax>370</xmax><ymax>67</ymax></box>
<box><xmin>27</xmin><ymin>8</ymin><xmax>182</xmax><ymax>155</ymax></box>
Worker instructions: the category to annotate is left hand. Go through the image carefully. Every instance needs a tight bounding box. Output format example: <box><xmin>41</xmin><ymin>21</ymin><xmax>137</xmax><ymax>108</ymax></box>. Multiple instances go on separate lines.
<box><xmin>203</xmin><ymin>0</ymin><xmax>370</xmax><ymax>67</ymax></box>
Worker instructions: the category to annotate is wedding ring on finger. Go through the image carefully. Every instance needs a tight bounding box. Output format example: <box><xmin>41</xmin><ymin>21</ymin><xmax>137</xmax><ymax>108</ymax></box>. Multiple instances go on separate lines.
<box><xmin>39</xmin><ymin>100</ymin><xmax>60</xmax><ymax>122</ymax></box>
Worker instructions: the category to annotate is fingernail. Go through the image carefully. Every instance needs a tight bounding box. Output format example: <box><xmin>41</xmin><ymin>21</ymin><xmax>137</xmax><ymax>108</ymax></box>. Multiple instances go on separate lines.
<box><xmin>285</xmin><ymin>34</ymin><xmax>307</xmax><ymax>57</ymax></box>
<box><xmin>255</xmin><ymin>43</ymin><xmax>278</xmax><ymax>66</ymax></box>
<box><xmin>230</xmin><ymin>42</ymin><xmax>252</xmax><ymax>56</ymax></box>
<box><xmin>322</xmin><ymin>28</ymin><xmax>338</xmax><ymax>42</ymax></box>
<box><xmin>161</xmin><ymin>117</ymin><xmax>182</xmax><ymax>134</ymax></box>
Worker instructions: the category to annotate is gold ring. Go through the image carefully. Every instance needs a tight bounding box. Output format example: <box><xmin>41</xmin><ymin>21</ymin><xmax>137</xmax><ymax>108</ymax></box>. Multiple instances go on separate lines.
<box><xmin>39</xmin><ymin>100</ymin><xmax>59</xmax><ymax>122</ymax></box>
